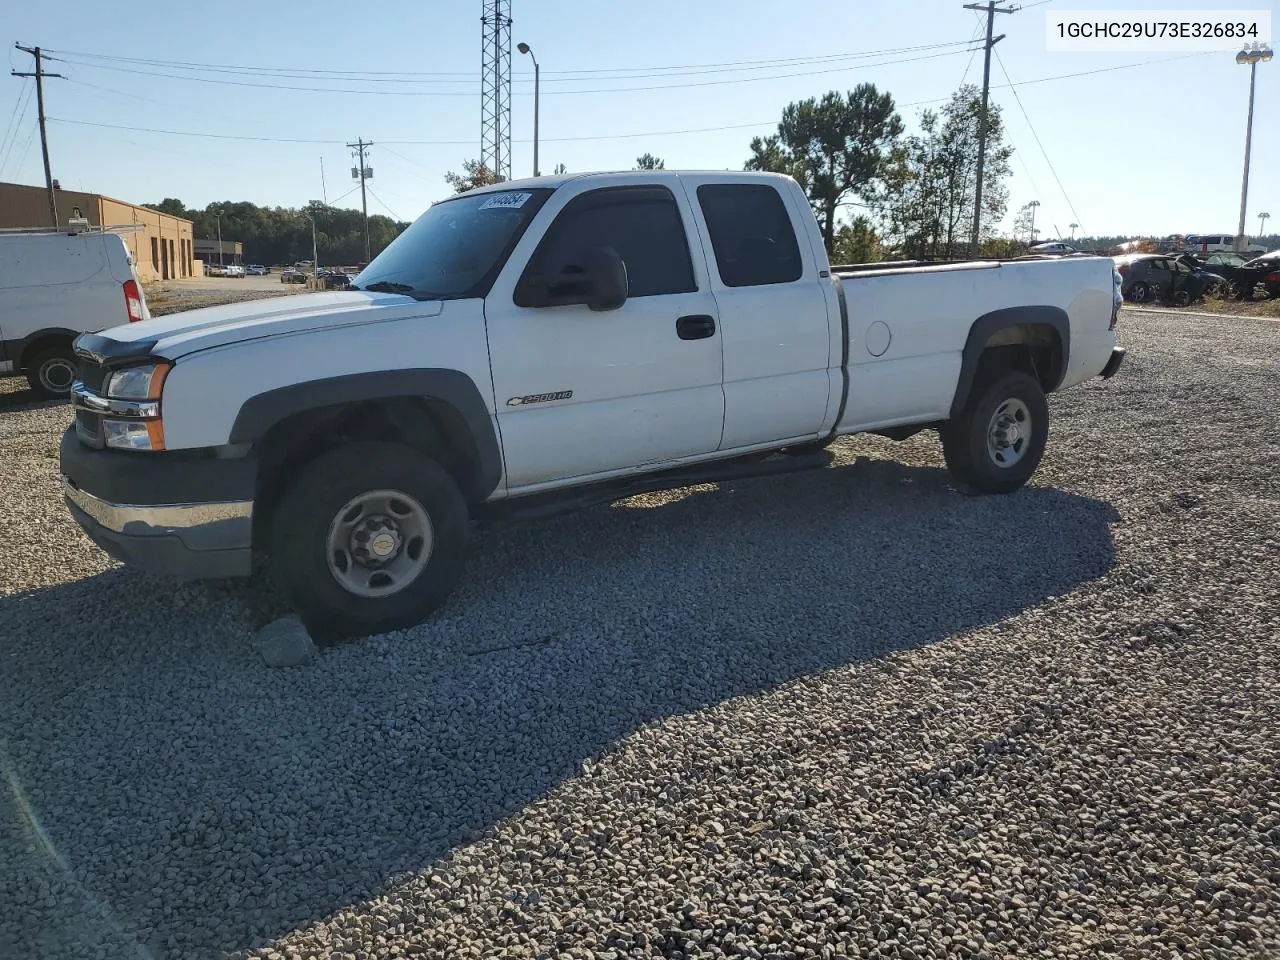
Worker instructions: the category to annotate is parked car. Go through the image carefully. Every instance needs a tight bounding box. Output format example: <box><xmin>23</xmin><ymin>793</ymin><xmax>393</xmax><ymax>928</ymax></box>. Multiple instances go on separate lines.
<box><xmin>0</xmin><ymin>228</ymin><xmax>149</xmax><ymax>398</ymax></box>
<box><xmin>224</xmin><ymin>264</ymin><xmax>246</xmax><ymax>278</ymax></box>
<box><xmin>280</xmin><ymin>268</ymin><xmax>308</xmax><ymax>284</ymax></box>
<box><xmin>318</xmin><ymin>269</ymin><xmax>352</xmax><ymax>289</ymax></box>
<box><xmin>60</xmin><ymin>170</ymin><xmax>1125</xmax><ymax>639</ymax></box>
<box><xmin>1029</xmin><ymin>241</ymin><xmax>1079</xmax><ymax>256</ymax></box>
<box><xmin>1209</xmin><ymin>249</ymin><xmax>1280</xmax><ymax>300</ymax></box>
<box><xmin>246</xmin><ymin>264</ymin><xmax>268</xmax><ymax>276</ymax></box>
<box><xmin>1113</xmin><ymin>253</ymin><xmax>1223</xmax><ymax>306</ymax></box>
<box><xmin>206</xmin><ymin>263</ymin><xmax>228</xmax><ymax>277</ymax></box>
<box><xmin>1197</xmin><ymin>252</ymin><xmax>1249</xmax><ymax>270</ymax></box>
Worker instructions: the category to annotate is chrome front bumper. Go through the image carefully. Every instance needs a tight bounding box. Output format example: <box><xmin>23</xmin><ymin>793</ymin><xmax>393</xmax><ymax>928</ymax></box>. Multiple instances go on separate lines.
<box><xmin>62</xmin><ymin>477</ymin><xmax>254</xmax><ymax>579</ymax></box>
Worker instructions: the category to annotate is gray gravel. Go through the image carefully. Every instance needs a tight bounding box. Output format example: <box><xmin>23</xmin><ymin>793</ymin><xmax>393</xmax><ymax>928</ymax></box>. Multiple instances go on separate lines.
<box><xmin>2</xmin><ymin>307</ymin><xmax>1278</xmax><ymax>959</ymax></box>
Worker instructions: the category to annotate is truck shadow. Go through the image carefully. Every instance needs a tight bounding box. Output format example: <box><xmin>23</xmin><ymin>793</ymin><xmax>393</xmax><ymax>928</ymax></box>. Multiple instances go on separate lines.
<box><xmin>0</xmin><ymin>451</ymin><xmax>1120</xmax><ymax>959</ymax></box>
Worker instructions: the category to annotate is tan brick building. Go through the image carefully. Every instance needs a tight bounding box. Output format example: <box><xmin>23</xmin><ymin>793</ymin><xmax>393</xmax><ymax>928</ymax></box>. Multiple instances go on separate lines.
<box><xmin>0</xmin><ymin>181</ymin><xmax>194</xmax><ymax>283</ymax></box>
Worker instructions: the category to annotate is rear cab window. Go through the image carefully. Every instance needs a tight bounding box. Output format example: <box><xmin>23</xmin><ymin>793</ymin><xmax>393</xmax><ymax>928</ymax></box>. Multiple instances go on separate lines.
<box><xmin>695</xmin><ymin>183</ymin><xmax>803</xmax><ymax>288</ymax></box>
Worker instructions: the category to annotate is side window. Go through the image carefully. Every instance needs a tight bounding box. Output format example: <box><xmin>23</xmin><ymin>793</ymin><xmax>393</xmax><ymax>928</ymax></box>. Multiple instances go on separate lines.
<box><xmin>696</xmin><ymin>183</ymin><xmax>803</xmax><ymax>287</ymax></box>
<box><xmin>519</xmin><ymin>185</ymin><xmax>695</xmax><ymax>302</ymax></box>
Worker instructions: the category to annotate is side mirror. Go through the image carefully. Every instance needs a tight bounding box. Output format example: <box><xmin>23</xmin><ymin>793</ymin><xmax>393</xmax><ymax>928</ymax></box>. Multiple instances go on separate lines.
<box><xmin>581</xmin><ymin>246</ymin><xmax>628</xmax><ymax>312</ymax></box>
<box><xmin>519</xmin><ymin>246</ymin><xmax>628</xmax><ymax>311</ymax></box>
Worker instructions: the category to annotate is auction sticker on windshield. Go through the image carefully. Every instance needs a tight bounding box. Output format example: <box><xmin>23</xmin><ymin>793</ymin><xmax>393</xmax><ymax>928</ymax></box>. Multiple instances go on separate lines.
<box><xmin>479</xmin><ymin>192</ymin><xmax>533</xmax><ymax>210</ymax></box>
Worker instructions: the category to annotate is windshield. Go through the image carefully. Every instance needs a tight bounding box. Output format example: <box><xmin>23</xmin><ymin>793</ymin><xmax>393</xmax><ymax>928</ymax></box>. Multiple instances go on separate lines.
<box><xmin>352</xmin><ymin>187</ymin><xmax>554</xmax><ymax>299</ymax></box>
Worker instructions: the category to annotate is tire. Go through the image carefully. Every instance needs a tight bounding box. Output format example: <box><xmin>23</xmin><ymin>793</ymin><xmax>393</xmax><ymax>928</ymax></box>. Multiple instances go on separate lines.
<box><xmin>267</xmin><ymin>441</ymin><xmax>471</xmax><ymax>642</ymax></box>
<box><xmin>1127</xmin><ymin>282</ymin><xmax>1150</xmax><ymax>304</ymax></box>
<box><xmin>941</xmin><ymin>370</ymin><xmax>1049</xmax><ymax>495</ymax></box>
<box><xmin>26</xmin><ymin>345</ymin><xmax>78</xmax><ymax>399</ymax></box>
<box><xmin>1172</xmin><ymin>289</ymin><xmax>1192</xmax><ymax>307</ymax></box>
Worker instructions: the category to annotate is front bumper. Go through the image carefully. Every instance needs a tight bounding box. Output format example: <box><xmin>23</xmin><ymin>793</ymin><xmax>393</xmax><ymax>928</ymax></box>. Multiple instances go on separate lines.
<box><xmin>1100</xmin><ymin>346</ymin><xmax>1126</xmax><ymax>380</ymax></box>
<box><xmin>60</xmin><ymin>426</ymin><xmax>255</xmax><ymax>580</ymax></box>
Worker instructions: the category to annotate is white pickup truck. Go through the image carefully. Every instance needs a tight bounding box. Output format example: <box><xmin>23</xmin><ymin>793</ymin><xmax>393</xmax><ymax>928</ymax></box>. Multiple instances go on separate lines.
<box><xmin>60</xmin><ymin>171</ymin><xmax>1125</xmax><ymax>639</ymax></box>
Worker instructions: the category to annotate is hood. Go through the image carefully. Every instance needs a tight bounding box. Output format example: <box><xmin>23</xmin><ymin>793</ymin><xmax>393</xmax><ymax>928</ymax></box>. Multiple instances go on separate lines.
<box><xmin>96</xmin><ymin>290</ymin><xmax>442</xmax><ymax>359</ymax></box>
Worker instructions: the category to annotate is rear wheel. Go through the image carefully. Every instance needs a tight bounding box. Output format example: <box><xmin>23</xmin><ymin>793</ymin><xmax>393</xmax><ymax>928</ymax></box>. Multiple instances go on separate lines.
<box><xmin>267</xmin><ymin>441</ymin><xmax>471</xmax><ymax>642</ymax></box>
<box><xmin>26</xmin><ymin>345</ymin><xmax>78</xmax><ymax>399</ymax></box>
<box><xmin>941</xmin><ymin>371</ymin><xmax>1049</xmax><ymax>494</ymax></box>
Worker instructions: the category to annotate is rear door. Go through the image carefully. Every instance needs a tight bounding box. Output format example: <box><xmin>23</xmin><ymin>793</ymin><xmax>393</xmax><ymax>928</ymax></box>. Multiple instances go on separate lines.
<box><xmin>485</xmin><ymin>179</ymin><xmax>725</xmax><ymax>491</ymax></box>
<box><xmin>678</xmin><ymin>177</ymin><xmax>833</xmax><ymax>450</ymax></box>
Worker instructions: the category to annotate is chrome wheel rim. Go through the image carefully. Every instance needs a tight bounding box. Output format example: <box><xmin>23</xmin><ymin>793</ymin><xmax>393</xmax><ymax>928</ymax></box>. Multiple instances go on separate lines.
<box><xmin>39</xmin><ymin>357</ymin><xmax>76</xmax><ymax>393</ymax></box>
<box><xmin>1131</xmin><ymin>284</ymin><xmax>1147</xmax><ymax>302</ymax></box>
<box><xmin>986</xmin><ymin>398</ymin><xmax>1032</xmax><ymax>469</ymax></box>
<box><xmin>325</xmin><ymin>489</ymin><xmax>433</xmax><ymax>598</ymax></box>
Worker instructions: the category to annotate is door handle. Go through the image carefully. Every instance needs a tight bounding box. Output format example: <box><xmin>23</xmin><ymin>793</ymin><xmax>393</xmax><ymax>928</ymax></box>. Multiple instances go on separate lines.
<box><xmin>676</xmin><ymin>314</ymin><xmax>716</xmax><ymax>340</ymax></box>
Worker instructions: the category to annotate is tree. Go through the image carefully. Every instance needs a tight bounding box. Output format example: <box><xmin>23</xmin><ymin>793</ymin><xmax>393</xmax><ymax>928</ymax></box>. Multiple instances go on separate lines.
<box><xmin>1012</xmin><ymin>202</ymin><xmax>1037</xmax><ymax>244</ymax></box>
<box><xmin>145</xmin><ymin>198</ymin><xmax>192</xmax><ymax>219</ymax></box>
<box><xmin>634</xmin><ymin>153</ymin><xmax>665</xmax><ymax>170</ymax></box>
<box><xmin>877</xmin><ymin>85</ymin><xmax>1013</xmax><ymax>260</ymax></box>
<box><xmin>552</xmin><ymin>163</ymin><xmax>568</xmax><ymax>175</ymax></box>
<box><xmin>146</xmin><ymin>197</ymin><xmax>410</xmax><ymax>267</ymax></box>
<box><xmin>831</xmin><ymin>216</ymin><xmax>881</xmax><ymax>265</ymax></box>
<box><xmin>746</xmin><ymin>85</ymin><xmax>903</xmax><ymax>254</ymax></box>
<box><xmin>444</xmin><ymin>159</ymin><xmax>503</xmax><ymax>194</ymax></box>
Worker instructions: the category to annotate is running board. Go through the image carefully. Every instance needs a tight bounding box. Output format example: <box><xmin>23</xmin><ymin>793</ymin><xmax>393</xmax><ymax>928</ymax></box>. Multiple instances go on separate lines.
<box><xmin>476</xmin><ymin>449</ymin><xmax>834</xmax><ymax>527</ymax></box>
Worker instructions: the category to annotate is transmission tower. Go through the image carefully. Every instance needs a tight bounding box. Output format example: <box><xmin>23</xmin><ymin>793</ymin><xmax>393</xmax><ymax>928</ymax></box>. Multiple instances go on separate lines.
<box><xmin>480</xmin><ymin>0</ymin><xmax>513</xmax><ymax>180</ymax></box>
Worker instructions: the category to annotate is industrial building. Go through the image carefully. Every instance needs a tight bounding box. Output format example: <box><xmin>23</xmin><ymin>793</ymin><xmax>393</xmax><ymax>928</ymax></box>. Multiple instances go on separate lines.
<box><xmin>0</xmin><ymin>181</ymin><xmax>194</xmax><ymax>283</ymax></box>
<box><xmin>194</xmin><ymin>238</ymin><xmax>243</xmax><ymax>267</ymax></box>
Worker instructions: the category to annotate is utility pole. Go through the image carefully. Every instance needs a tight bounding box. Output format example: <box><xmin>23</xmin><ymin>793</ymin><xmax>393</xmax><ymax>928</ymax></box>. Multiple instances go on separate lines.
<box><xmin>347</xmin><ymin>138</ymin><xmax>373</xmax><ymax>262</ymax></box>
<box><xmin>1028</xmin><ymin>199</ymin><xmax>1040</xmax><ymax>243</ymax></box>
<box><xmin>962</xmin><ymin>3</ymin><xmax>1014</xmax><ymax>255</ymax></box>
<box><xmin>12</xmin><ymin>44</ymin><xmax>65</xmax><ymax>228</ymax></box>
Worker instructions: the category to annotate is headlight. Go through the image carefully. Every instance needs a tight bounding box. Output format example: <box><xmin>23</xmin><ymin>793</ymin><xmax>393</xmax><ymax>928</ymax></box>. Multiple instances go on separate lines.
<box><xmin>107</xmin><ymin>362</ymin><xmax>170</xmax><ymax>400</ymax></box>
<box><xmin>104</xmin><ymin>420</ymin><xmax>165</xmax><ymax>451</ymax></box>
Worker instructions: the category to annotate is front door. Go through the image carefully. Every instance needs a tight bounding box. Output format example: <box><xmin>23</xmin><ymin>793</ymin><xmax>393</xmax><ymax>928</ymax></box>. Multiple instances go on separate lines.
<box><xmin>485</xmin><ymin>181</ymin><xmax>725</xmax><ymax>491</ymax></box>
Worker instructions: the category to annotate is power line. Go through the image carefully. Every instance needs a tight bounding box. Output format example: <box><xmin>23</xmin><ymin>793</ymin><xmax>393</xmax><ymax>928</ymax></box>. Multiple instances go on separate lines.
<box><xmin>44</xmin><ymin>40</ymin><xmax>977</xmax><ymax>83</ymax></box>
<box><xmin>44</xmin><ymin>47</ymin><xmax>978</xmax><ymax>97</ymax></box>
<box><xmin>959</xmin><ymin>14</ymin><xmax>987</xmax><ymax>86</ymax></box>
<box><xmin>0</xmin><ymin>81</ymin><xmax>34</xmax><ymax>177</ymax></box>
<box><xmin>0</xmin><ymin>79</ymin><xmax>31</xmax><ymax>156</ymax></box>
<box><xmin>993</xmin><ymin>46</ymin><xmax>1084</xmax><ymax>233</ymax></box>
<box><xmin>43</xmin><ymin>53</ymin><xmax>1216</xmax><ymax>152</ymax></box>
<box><xmin>364</xmin><ymin>185</ymin><xmax>401</xmax><ymax>222</ymax></box>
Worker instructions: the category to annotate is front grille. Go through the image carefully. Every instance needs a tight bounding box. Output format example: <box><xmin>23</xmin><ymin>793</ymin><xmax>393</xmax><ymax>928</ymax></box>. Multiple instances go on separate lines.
<box><xmin>77</xmin><ymin>358</ymin><xmax>110</xmax><ymax>394</ymax></box>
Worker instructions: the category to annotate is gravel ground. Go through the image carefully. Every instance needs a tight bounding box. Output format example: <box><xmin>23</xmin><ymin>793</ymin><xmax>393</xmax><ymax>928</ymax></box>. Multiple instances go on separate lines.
<box><xmin>1</xmin><ymin>308</ymin><xmax>1278</xmax><ymax>959</ymax></box>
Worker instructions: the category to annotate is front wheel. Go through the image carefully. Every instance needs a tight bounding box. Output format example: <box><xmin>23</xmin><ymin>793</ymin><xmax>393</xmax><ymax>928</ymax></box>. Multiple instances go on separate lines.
<box><xmin>267</xmin><ymin>441</ymin><xmax>472</xmax><ymax>642</ymax></box>
<box><xmin>1126</xmin><ymin>282</ymin><xmax>1150</xmax><ymax>304</ymax></box>
<box><xmin>26</xmin><ymin>345</ymin><xmax>78</xmax><ymax>399</ymax></box>
<box><xmin>941</xmin><ymin>371</ymin><xmax>1049</xmax><ymax>494</ymax></box>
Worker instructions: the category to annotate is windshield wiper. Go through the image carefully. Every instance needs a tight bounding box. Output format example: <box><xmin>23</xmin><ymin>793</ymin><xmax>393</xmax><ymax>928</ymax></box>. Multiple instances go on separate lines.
<box><xmin>354</xmin><ymin>280</ymin><xmax>416</xmax><ymax>294</ymax></box>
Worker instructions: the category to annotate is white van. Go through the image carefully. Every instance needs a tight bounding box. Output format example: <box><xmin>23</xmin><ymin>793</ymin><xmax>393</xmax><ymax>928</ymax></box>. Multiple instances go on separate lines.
<box><xmin>0</xmin><ymin>228</ymin><xmax>149</xmax><ymax>398</ymax></box>
<box><xmin>1184</xmin><ymin>234</ymin><xmax>1266</xmax><ymax>254</ymax></box>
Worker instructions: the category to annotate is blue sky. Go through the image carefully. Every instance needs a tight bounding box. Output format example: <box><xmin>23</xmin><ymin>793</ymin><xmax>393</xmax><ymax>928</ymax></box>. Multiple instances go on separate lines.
<box><xmin>2</xmin><ymin>0</ymin><xmax>1275</xmax><ymax>240</ymax></box>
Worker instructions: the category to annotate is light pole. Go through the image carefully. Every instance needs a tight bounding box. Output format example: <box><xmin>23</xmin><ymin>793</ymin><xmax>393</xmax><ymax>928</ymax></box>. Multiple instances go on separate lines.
<box><xmin>517</xmin><ymin>42</ymin><xmax>539</xmax><ymax>178</ymax></box>
<box><xmin>1259</xmin><ymin>211</ymin><xmax>1271</xmax><ymax>239</ymax></box>
<box><xmin>303</xmin><ymin>206</ymin><xmax>319</xmax><ymax>281</ymax></box>
<box><xmin>215</xmin><ymin>212</ymin><xmax>223</xmax><ymax>266</ymax></box>
<box><xmin>1234</xmin><ymin>41</ymin><xmax>1274</xmax><ymax>252</ymax></box>
<box><xmin>1069</xmin><ymin>222</ymin><xmax>1078</xmax><ymax>241</ymax></box>
<box><xmin>1028</xmin><ymin>200</ymin><xmax>1040</xmax><ymax>243</ymax></box>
